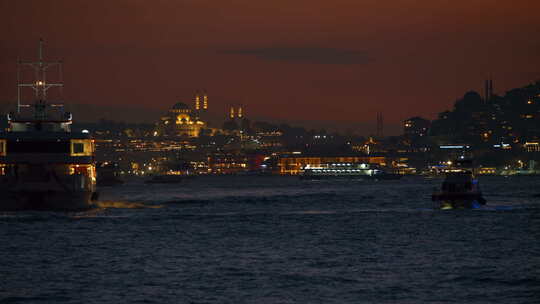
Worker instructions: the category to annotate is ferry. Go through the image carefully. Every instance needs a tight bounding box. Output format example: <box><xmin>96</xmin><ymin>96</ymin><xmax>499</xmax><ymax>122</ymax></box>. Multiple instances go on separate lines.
<box><xmin>0</xmin><ymin>40</ymin><xmax>98</xmax><ymax>211</ymax></box>
<box><xmin>431</xmin><ymin>158</ymin><xmax>486</xmax><ymax>209</ymax></box>
<box><xmin>300</xmin><ymin>163</ymin><xmax>402</xmax><ymax>180</ymax></box>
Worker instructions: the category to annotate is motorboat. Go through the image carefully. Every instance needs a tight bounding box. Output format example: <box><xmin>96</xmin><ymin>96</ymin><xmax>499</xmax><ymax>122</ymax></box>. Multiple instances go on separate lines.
<box><xmin>431</xmin><ymin>158</ymin><xmax>486</xmax><ymax>209</ymax></box>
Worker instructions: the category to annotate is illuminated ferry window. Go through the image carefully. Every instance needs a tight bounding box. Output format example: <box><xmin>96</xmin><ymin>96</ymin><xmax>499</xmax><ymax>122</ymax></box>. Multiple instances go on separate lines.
<box><xmin>73</xmin><ymin>143</ymin><xmax>84</xmax><ymax>154</ymax></box>
<box><xmin>70</xmin><ymin>139</ymin><xmax>94</xmax><ymax>156</ymax></box>
<box><xmin>70</xmin><ymin>164</ymin><xmax>91</xmax><ymax>175</ymax></box>
<box><xmin>0</xmin><ymin>140</ymin><xmax>5</xmax><ymax>156</ymax></box>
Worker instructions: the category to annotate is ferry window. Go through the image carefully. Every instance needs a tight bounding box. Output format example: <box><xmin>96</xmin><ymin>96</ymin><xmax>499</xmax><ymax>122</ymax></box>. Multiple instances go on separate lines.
<box><xmin>73</xmin><ymin>143</ymin><xmax>84</xmax><ymax>154</ymax></box>
<box><xmin>7</xmin><ymin>140</ymin><xmax>70</xmax><ymax>153</ymax></box>
<box><xmin>71</xmin><ymin>139</ymin><xmax>93</xmax><ymax>156</ymax></box>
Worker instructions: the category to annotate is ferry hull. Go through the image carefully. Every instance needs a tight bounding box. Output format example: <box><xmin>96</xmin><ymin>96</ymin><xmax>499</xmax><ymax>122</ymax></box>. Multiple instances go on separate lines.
<box><xmin>1</xmin><ymin>190</ymin><xmax>96</xmax><ymax>211</ymax></box>
<box><xmin>300</xmin><ymin>174</ymin><xmax>370</xmax><ymax>180</ymax></box>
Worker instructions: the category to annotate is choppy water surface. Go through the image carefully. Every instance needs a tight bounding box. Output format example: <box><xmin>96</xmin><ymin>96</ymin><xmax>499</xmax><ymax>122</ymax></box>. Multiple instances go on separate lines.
<box><xmin>1</xmin><ymin>176</ymin><xmax>539</xmax><ymax>303</ymax></box>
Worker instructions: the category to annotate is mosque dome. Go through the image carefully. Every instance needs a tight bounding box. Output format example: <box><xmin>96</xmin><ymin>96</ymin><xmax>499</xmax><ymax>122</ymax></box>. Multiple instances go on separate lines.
<box><xmin>172</xmin><ymin>102</ymin><xmax>190</xmax><ymax>110</ymax></box>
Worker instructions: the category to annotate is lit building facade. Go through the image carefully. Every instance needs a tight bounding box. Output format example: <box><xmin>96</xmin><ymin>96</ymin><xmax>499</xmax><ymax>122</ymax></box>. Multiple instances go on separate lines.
<box><xmin>524</xmin><ymin>141</ymin><xmax>540</xmax><ymax>152</ymax></box>
<box><xmin>207</xmin><ymin>152</ymin><xmax>265</xmax><ymax>174</ymax></box>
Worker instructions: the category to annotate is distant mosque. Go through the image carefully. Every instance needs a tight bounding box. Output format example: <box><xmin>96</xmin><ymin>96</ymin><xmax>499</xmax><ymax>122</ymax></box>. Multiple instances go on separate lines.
<box><xmin>155</xmin><ymin>91</ymin><xmax>209</xmax><ymax>137</ymax></box>
<box><xmin>222</xmin><ymin>104</ymin><xmax>251</xmax><ymax>133</ymax></box>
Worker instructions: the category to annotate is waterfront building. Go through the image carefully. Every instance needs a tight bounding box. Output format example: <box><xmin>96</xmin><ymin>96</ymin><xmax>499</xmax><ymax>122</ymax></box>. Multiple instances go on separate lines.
<box><xmin>524</xmin><ymin>141</ymin><xmax>540</xmax><ymax>152</ymax></box>
<box><xmin>207</xmin><ymin>151</ymin><xmax>265</xmax><ymax>174</ymax></box>
<box><xmin>256</xmin><ymin>131</ymin><xmax>284</xmax><ymax>149</ymax></box>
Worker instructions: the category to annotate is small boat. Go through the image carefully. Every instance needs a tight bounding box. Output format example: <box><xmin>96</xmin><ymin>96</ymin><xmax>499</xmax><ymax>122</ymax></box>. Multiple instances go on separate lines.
<box><xmin>431</xmin><ymin>158</ymin><xmax>486</xmax><ymax>209</ymax></box>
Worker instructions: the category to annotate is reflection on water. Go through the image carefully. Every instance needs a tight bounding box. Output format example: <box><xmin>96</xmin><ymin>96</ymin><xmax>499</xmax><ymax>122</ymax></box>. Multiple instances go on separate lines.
<box><xmin>94</xmin><ymin>200</ymin><xmax>163</xmax><ymax>209</ymax></box>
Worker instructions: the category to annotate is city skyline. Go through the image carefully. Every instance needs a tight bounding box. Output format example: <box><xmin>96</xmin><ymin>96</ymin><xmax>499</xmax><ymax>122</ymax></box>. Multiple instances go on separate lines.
<box><xmin>1</xmin><ymin>0</ymin><xmax>539</xmax><ymax>134</ymax></box>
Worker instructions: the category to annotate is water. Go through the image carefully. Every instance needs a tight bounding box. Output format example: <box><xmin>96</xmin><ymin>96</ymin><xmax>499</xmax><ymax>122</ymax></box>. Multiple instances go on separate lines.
<box><xmin>1</xmin><ymin>176</ymin><xmax>539</xmax><ymax>303</ymax></box>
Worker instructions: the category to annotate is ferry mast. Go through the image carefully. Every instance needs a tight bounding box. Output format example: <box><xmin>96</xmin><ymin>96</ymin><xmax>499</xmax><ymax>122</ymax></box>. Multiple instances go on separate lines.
<box><xmin>16</xmin><ymin>39</ymin><xmax>64</xmax><ymax>116</ymax></box>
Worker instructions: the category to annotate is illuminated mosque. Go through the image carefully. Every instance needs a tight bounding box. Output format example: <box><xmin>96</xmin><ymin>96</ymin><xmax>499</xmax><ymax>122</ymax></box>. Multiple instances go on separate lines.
<box><xmin>155</xmin><ymin>91</ymin><xmax>209</xmax><ymax>137</ymax></box>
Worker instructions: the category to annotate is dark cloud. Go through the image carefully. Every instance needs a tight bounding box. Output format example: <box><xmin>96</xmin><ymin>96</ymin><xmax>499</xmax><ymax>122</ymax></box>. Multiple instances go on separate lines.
<box><xmin>221</xmin><ymin>47</ymin><xmax>371</xmax><ymax>65</ymax></box>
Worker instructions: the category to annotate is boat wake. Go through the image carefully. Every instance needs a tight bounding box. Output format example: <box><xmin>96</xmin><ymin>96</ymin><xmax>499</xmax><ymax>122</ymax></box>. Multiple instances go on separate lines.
<box><xmin>94</xmin><ymin>201</ymin><xmax>163</xmax><ymax>209</ymax></box>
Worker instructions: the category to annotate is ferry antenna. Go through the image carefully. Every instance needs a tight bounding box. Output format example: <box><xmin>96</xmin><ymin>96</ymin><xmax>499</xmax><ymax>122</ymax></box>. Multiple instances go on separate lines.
<box><xmin>17</xmin><ymin>57</ymin><xmax>21</xmax><ymax>114</ymax></box>
<box><xmin>39</xmin><ymin>38</ymin><xmax>43</xmax><ymax>64</ymax></box>
<box><xmin>17</xmin><ymin>39</ymin><xmax>64</xmax><ymax>114</ymax></box>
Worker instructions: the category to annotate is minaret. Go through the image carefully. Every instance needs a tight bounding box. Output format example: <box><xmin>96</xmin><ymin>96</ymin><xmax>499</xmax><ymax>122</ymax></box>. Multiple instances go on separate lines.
<box><xmin>195</xmin><ymin>91</ymin><xmax>201</xmax><ymax>110</ymax></box>
<box><xmin>203</xmin><ymin>90</ymin><xmax>208</xmax><ymax>110</ymax></box>
<box><xmin>238</xmin><ymin>105</ymin><xmax>243</xmax><ymax>118</ymax></box>
<box><xmin>230</xmin><ymin>106</ymin><xmax>235</xmax><ymax>119</ymax></box>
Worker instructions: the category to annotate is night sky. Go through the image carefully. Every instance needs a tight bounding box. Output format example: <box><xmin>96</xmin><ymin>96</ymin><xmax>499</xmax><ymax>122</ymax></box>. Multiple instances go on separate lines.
<box><xmin>1</xmin><ymin>0</ymin><xmax>539</xmax><ymax>134</ymax></box>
